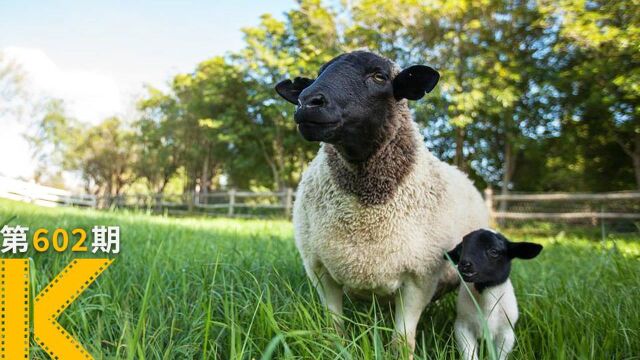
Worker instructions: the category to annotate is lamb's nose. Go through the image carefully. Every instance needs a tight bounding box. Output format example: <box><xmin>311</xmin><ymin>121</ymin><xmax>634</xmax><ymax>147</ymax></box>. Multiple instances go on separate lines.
<box><xmin>459</xmin><ymin>261</ymin><xmax>473</xmax><ymax>273</ymax></box>
<box><xmin>299</xmin><ymin>93</ymin><xmax>327</xmax><ymax>109</ymax></box>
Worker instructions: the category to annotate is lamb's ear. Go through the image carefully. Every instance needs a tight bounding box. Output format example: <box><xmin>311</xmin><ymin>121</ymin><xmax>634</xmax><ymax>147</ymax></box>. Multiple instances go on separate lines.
<box><xmin>392</xmin><ymin>65</ymin><xmax>439</xmax><ymax>101</ymax></box>
<box><xmin>508</xmin><ymin>242</ymin><xmax>543</xmax><ymax>260</ymax></box>
<box><xmin>444</xmin><ymin>242</ymin><xmax>463</xmax><ymax>264</ymax></box>
<box><xmin>275</xmin><ymin>77</ymin><xmax>314</xmax><ymax>104</ymax></box>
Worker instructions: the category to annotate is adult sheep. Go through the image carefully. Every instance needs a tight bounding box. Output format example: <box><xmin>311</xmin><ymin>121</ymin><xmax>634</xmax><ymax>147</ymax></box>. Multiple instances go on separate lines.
<box><xmin>275</xmin><ymin>51</ymin><xmax>489</xmax><ymax>353</ymax></box>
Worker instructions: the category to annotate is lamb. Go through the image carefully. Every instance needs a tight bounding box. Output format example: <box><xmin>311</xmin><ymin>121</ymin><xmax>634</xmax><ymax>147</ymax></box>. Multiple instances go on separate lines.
<box><xmin>446</xmin><ymin>229</ymin><xmax>543</xmax><ymax>360</ymax></box>
<box><xmin>274</xmin><ymin>50</ymin><xmax>490</xmax><ymax>353</ymax></box>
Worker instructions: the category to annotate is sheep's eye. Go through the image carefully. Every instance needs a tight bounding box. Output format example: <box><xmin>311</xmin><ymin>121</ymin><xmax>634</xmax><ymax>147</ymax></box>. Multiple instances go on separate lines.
<box><xmin>487</xmin><ymin>249</ymin><xmax>500</xmax><ymax>258</ymax></box>
<box><xmin>488</xmin><ymin>249</ymin><xmax>500</xmax><ymax>258</ymax></box>
<box><xmin>372</xmin><ymin>72</ymin><xmax>386</xmax><ymax>84</ymax></box>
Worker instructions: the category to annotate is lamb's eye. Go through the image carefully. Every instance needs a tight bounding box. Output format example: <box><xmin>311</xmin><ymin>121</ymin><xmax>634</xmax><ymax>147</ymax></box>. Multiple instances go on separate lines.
<box><xmin>488</xmin><ymin>249</ymin><xmax>499</xmax><ymax>258</ymax></box>
<box><xmin>372</xmin><ymin>72</ymin><xmax>386</xmax><ymax>84</ymax></box>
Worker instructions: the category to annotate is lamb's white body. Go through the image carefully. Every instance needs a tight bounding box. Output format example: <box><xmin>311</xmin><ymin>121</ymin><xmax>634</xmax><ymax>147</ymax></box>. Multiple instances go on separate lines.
<box><xmin>454</xmin><ymin>280</ymin><xmax>518</xmax><ymax>360</ymax></box>
<box><xmin>293</xmin><ymin>122</ymin><xmax>489</xmax><ymax>349</ymax></box>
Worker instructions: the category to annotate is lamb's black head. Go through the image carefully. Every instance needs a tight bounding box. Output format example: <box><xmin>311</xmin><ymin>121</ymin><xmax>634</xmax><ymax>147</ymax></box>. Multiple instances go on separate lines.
<box><xmin>446</xmin><ymin>229</ymin><xmax>543</xmax><ymax>290</ymax></box>
<box><xmin>274</xmin><ymin>51</ymin><xmax>439</xmax><ymax>160</ymax></box>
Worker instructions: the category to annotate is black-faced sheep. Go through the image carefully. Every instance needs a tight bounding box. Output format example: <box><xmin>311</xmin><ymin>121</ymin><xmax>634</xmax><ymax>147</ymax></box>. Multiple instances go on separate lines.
<box><xmin>275</xmin><ymin>50</ymin><xmax>489</xmax><ymax>353</ymax></box>
<box><xmin>446</xmin><ymin>229</ymin><xmax>543</xmax><ymax>360</ymax></box>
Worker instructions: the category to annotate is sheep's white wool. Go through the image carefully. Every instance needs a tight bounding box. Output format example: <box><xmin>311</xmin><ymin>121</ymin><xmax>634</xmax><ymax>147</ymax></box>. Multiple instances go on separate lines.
<box><xmin>293</xmin><ymin>121</ymin><xmax>489</xmax><ymax>296</ymax></box>
<box><xmin>454</xmin><ymin>280</ymin><xmax>518</xmax><ymax>360</ymax></box>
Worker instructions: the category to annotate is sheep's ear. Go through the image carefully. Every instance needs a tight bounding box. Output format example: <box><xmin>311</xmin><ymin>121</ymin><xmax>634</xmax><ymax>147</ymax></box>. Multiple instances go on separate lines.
<box><xmin>445</xmin><ymin>242</ymin><xmax>463</xmax><ymax>264</ymax></box>
<box><xmin>508</xmin><ymin>242</ymin><xmax>543</xmax><ymax>260</ymax></box>
<box><xmin>275</xmin><ymin>77</ymin><xmax>314</xmax><ymax>105</ymax></box>
<box><xmin>392</xmin><ymin>65</ymin><xmax>439</xmax><ymax>101</ymax></box>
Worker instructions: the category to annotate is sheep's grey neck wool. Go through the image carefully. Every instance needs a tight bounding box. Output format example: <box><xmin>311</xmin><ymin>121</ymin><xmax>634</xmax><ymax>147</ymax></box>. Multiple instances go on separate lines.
<box><xmin>324</xmin><ymin>101</ymin><xmax>418</xmax><ymax>206</ymax></box>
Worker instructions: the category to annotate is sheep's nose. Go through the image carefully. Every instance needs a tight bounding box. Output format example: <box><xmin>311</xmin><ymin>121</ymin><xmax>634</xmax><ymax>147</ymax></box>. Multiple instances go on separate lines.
<box><xmin>458</xmin><ymin>261</ymin><xmax>473</xmax><ymax>273</ymax></box>
<box><xmin>299</xmin><ymin>93</ymin><xmax>327</xmax><ymax>109</ymax></box>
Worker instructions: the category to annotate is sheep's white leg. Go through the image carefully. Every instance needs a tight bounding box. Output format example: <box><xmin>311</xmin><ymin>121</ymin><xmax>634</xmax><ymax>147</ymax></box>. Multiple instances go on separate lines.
<box><xmin>393</xmin><ymin>278</ymin><xmax>436</xmax><ymax>355</ymax></box>
<box><xmin>495</xmin><ymin>328</ymin><xmax>515</xmax><ymax>360</ymax></box>
<box><xmin>454</xmin><ymin>320</ymin><xmax>479</xmax><ymax>360</ymax></box>
<box><xmin>307</xmin><ymin>263</ymin><xmax>344</xmax><ymax>332</ymax></box>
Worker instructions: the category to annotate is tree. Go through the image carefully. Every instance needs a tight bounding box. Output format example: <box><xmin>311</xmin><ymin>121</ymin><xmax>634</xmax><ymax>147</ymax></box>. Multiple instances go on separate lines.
<box><xmin>120</xmin><ymin>0</ymin><xmax>640</xmax><ymax>195</ymax></box>
<box><xmin>28</xmin><ymin>102</ymin><xmax>137</xmax><ymax>196</ymax></box>
<box><xmin>0</xmin><ymin>50</ymin><xmax>24</xmax><ymax>118</ymax></box>
<box><xmin>26</xmin><ymin>100</ymin><xmax>79</xmax><ymax>183</ymax></box>
<box><xmin>135</xmin><ymin>88</ymin><xmax>182</xmax><ymax>193</ymax></box>
<box><xmin>234</xmin><ymin>0</ymin><xmax>340</xmax><ymax>189</ymax></box>
<box><xmin>70</xmin><ymin>117</ymin><xmax>136</xmax><ymax>199</ymax></box>
<box><xmin>469</xmin><ymin>0</ymin><xmax>549</xmax><ymax>205</ymax></box>
<box><xmin>545</xmin><ymin>0</ymin><xmax>640</xmax><ymax>189</ymax></box>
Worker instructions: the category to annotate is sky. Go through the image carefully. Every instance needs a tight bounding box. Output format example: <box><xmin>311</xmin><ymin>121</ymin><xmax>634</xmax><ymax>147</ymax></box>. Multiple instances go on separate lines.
<box><xmin>0</xmin><ymin>0</ymin><xmax>295</xmax><ymax>180</ymax></box>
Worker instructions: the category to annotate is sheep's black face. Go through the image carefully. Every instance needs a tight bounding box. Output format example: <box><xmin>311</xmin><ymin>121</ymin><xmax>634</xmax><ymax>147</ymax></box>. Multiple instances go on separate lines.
<box><xmin>275</xmin><ymin>51</ymin><xmax>439</xmax><ymax>162</ymax></box>
<box><xmin>446</xmin><ymin>229</ymin><xmax>543</xmax><ymax>291</ymax></box>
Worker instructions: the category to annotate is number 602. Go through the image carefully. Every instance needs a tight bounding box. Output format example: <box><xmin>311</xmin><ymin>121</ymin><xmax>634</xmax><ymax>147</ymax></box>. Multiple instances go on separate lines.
<box><xmin>32</xmin><ymin>228</ymin><xmax>88</xmax><ymax>252</ymax></box>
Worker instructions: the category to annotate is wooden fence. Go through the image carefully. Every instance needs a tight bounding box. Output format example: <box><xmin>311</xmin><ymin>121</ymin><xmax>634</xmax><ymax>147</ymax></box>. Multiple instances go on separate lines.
<box><xmin>2</xmin><ymin>176</ymin><xmax>639</xmax><ymax>221</ymax></box>
<box><xmin>0</xmin><ymin>176</ymin><xmax>96</xmax><ymax>208</ymax></box>
<box><xmin>191</xmin><ymin>189</ymin><xmax>295</xmax><ymax>217</ymax></box>
<box><xmin>96</xmin><ymin>190</ymin><xmax>296</xmax><ymax>217</ymax></box>
<box><xmin>0</xmin><ymin>177</ymin><xmax>296</xmax><ymax>217</ymax></box>
<box><xmin>484</xmin><ymin>188</ymin><xmax>640</xmax><ymax>222</ymax></box>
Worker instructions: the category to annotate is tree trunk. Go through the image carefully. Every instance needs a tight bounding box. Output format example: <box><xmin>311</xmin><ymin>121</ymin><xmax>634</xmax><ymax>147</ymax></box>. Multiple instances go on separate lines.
<box><xmin>632</xmin><ymin>152</ymin><xmax>640</xmax><ymax>191</ymax></box>
<box><xmin>617</xmin><ymin>133</ymin><xmax>640</xmax><ymax>190</ymax></box>
<box><xmin>104</xmin><ymin>182</ymin><xmax>112</xmax><ymax>209</ymax></box>
<box><xmin>273</xmin><ymin>137</ymin><xmax>286</xmax><ymax>190</ymax></box>
<box><xmin>454</xmin><ymin>127</ymin><xmax>466</xmax><ymax>172</ymax></box>
<box><xmin>633</xmin><ymin>135</ymin><xmax>640</xmax><ymax>191</ymax></box>
<box><xmin>199</xmin><ymin>153</ymin><xmax>210</xmax><ymax>204</ymax></box>
<box><xmin>499</xmin><ymin>140</ymin><xmax>517</xmax><ymax>213</ymax></box>
<box><xmin>158</xmin><ymin>178</ymin><xmax>168</xmax><ymax>194</ymax></box>
<box><xmin>255</xmin><ymin>134</ymin><xmax>282</xmax><ymax>190</ymax></box>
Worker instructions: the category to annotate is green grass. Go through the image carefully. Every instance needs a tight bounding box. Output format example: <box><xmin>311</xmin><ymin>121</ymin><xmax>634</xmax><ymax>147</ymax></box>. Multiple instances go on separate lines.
<box><xmin>1</xmin><ymin>198</ymin><xmax>639</xmax><ymax>359</ymax></box>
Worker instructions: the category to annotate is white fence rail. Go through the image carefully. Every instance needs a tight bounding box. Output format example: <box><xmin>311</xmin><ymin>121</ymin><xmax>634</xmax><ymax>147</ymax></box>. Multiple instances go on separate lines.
<box><xmin>0</xmin><ymin>176</ymin><xmax>295</xmax><ymax>217</ymax></box>
<box><xmin>0</xmin><ymin>176</ymin><xmax>96</xmax><ymax>208</ymax></box>
<box><xmin>192</xmin><ymin>188</ymin><xmax>295</xmax><ymax>217</ymax></box>
<box><xmin>2</xmin><ymin>176</ymin><xmax>638</xmax><ymax>221</ymax></box>
<box><xmin>484</xmin><ymin>188</ymin><xmax>640</xmax><ymax>222</ymax></box>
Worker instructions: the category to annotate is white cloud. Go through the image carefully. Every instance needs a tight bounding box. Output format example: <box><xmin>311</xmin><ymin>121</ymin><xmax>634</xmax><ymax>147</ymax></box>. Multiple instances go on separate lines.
<box><xmin>0</xmin><ymin>47</ymin><xmax>125</xmax><ymax>181</ymax></box>
<box><xmin>0</xmin><ymin>121</ymin><xmax>33</xmax><ymax>179</ymax></box>
<box><xmin>3</xmin><ymin>47</ymin><xmax>123</xmax><ymax>123</ymax></box>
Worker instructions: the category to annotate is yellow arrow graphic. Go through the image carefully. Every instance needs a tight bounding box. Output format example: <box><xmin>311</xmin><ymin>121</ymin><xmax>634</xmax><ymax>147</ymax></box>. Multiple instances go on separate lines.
<box><xmin>34</xmin><ymin>258</ymin><xmax>113</xmax><ymax>360</ymax></box>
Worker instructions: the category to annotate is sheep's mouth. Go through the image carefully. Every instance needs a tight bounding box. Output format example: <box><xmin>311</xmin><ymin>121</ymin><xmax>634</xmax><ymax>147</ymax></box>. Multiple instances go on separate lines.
<box><xmin>300</xmin><ymin>120</ymin><xmax>341</xmax><ymax>127</ymax></box>
<box><xmin>297</xmin><ymin>121</ymin><xmax>341</xmax><ymax>142</ymax></box>
<box><xmin>460</xmin><ymin>271</ymin><xmax>477</xmax><ymax>281</ymax></box>
<box><xmin>294</xmin><ymin>105</ymin><xmax>342</xmax><ymax>128</ymax></box>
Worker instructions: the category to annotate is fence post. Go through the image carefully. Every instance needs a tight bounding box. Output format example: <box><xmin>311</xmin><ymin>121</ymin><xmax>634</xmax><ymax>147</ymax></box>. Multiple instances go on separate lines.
<box><xmin>284</xmin><ymin>187</ymin><xmax>293</xmax><ymax>217</ymax></box>
<box><xmin>185</xmin><ymin>191</ymin><xmax>194</xmax><ymax>212</ymax></box>
<box><xmin>228</xmin><ymin>188</ymin><xmax>236</xmax><ymax>217</ymax></box>
<box><xmin>155</xmin><ymin>193</ymin><xmax>162</xmax><ymax>213</ymax></box>
<box><xmin>484</xmin><ymin>187</ymin><xmax>494</xmax><ymax>223</ymax></box>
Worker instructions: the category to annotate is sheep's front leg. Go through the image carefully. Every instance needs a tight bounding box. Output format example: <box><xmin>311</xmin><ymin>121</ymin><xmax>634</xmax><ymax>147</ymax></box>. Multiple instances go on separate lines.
<box><xmin>307</xmin><ymin>263</ymin><xmax>344</xmax><ymax>332</ymax></box>
<box><xmin>454</xmin><ymin>320</ymin><xmax>479</xmax><ymax>360</ymax></box>
<box><xmin>495</xmin><ymin>328</ymin><xmax>515</xmax><ymax>360</ymax></box>
<box><xmin>393</xmin><ymin>278</ymin><xmax>436</xmax><ymax>356</ymax></box>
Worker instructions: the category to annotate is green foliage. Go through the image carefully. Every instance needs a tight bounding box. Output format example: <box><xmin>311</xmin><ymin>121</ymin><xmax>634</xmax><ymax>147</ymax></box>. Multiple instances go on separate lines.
<box><xmin>28</xmin><ymin>104</ymin><xmax>136</xmax><ymax>196</ymax></box>
<box><xmin>0</xmin><ymin>50</ymin><xmax>25</xmax><ymax>117</ymax></box>
<box><xmin>1</xmin><ymin>198</ymin><xmax>639</xmax><ymax>359</ymax></box>
<box><xmin>29</xmin><ymin>0</ymin><xmax>640</xmax><ymax>193</ymax></box>
<box><xmin>27</xmin><ymin>100</ymin><xmax>78</xmax><ymax>176</ymax></box>
<box><xmin>72</xmin><ymin>117</ymin><xmax>136</xmax><ymax>196</ymax></box>
<box><xmin>541</xmin><ymin>0</ymin><xmax>640</xmax><ymax>190</ymax></box>
<box><xmin>137</xmin><ymin>0</ymin><xmax>341</xmax><ymax>192</ymax></box>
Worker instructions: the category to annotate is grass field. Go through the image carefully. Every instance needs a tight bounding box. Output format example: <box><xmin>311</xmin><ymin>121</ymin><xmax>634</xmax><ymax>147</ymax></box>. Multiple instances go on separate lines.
<box><xmin>1</xmin><ymin>198</ymin><xmax>639</xmax><ymax>359</ymax></box>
